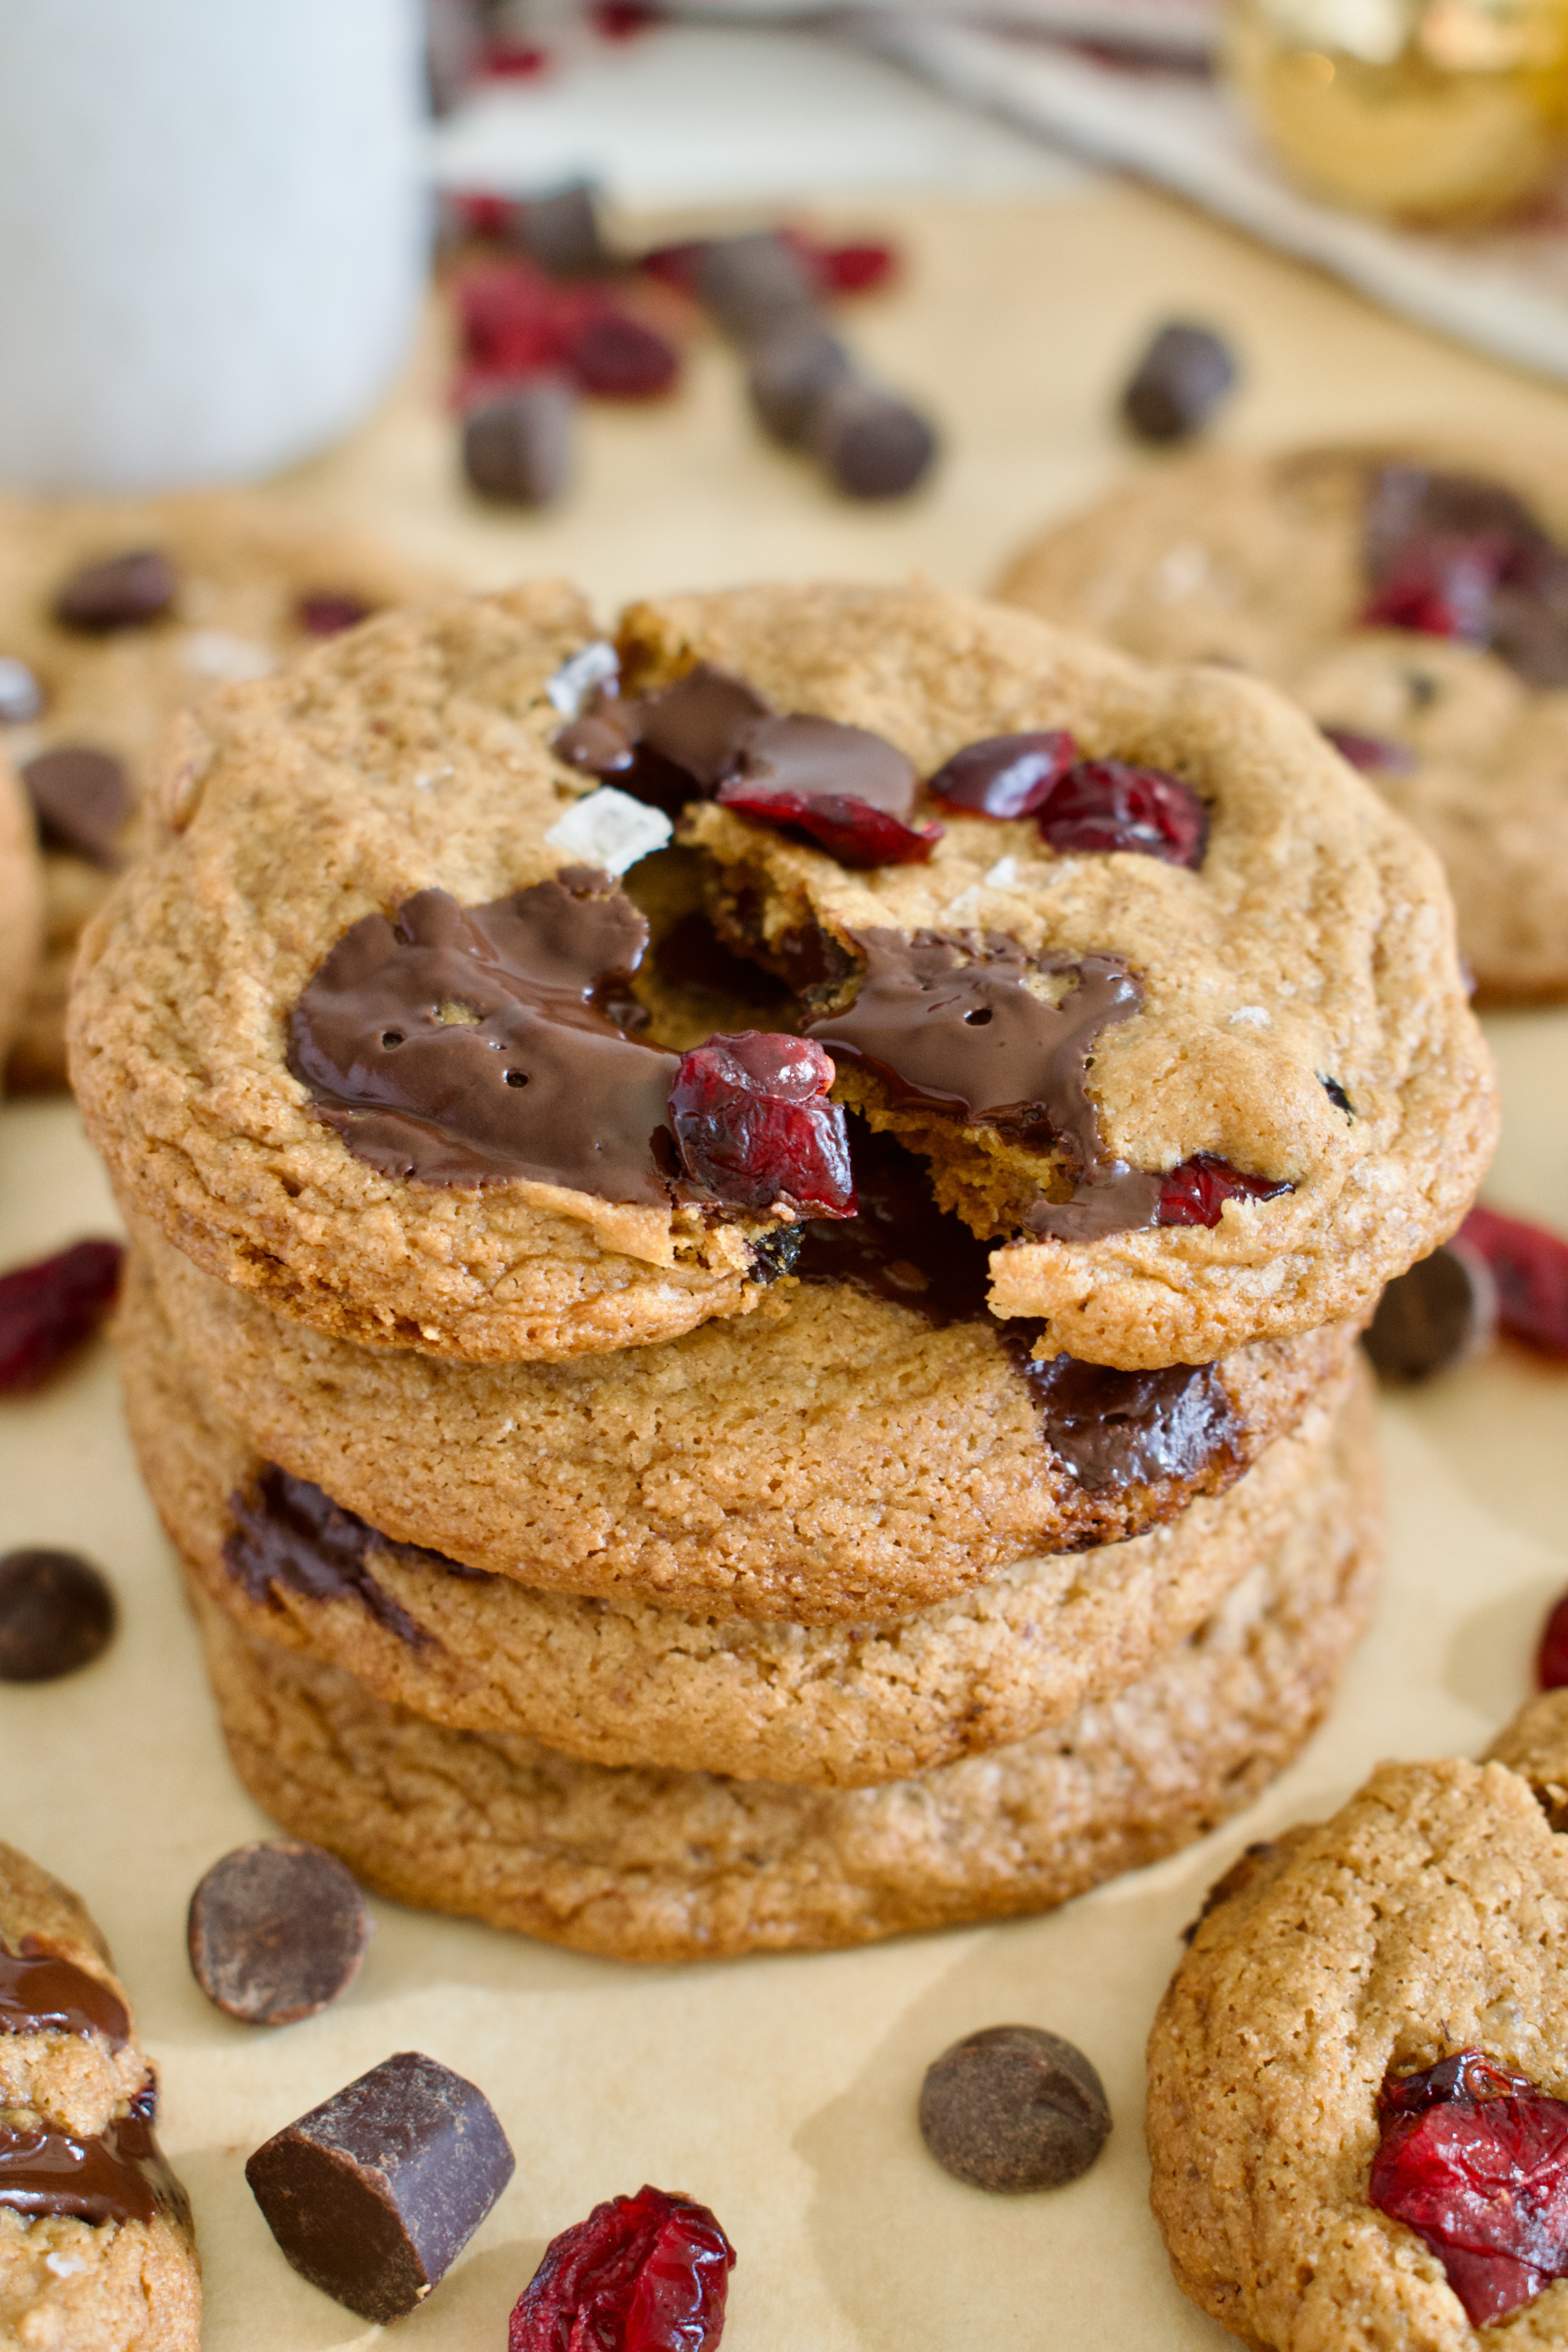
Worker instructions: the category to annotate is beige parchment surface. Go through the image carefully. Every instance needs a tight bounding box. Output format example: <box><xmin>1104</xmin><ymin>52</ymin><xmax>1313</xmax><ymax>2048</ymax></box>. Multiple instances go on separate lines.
<box><xmin>4</xmin><ymin>176</ymin><xmax>1568</xmax><ymax>2350</ymax></box>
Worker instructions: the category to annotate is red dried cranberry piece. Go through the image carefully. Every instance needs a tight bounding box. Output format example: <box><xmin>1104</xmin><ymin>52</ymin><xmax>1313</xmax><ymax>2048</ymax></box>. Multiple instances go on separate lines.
<box><xmin>0</xmin><ymin>1240</ymin><xmax>123</xmax><ymax>1393</ymax></box>
<box><xmin>1155</xmin><ymin>1154</ymin><xmax>1292</xmax><ymax>1228</ymax></box>
<box><xmin>1361</xmin><ymin>534</ymin><xmax>1508</xmax><ymax>642</ymax></box>
<box><xmin>1459</xmin><ymin>1203</ymin><xmax>1568</xmax><ymax>1356</ymax></box>
<box><xmin>1320</xmin><ymin>725</ymin><xmax>1416</xmax><ymax>773</ymax></box>
<box><xmin>481</xmin><ymin>40</ymin><xmax>549</xmax><ymax>78</ymax></box>
<box><xmin>927</xmin><ymin>731</ymin><xmax>1079</xmax><ymax>820</ymax></box>
<box><xmin>670</xmin><ymin>1033</ymin><xmax>854</xmax><ymax>1216</ymax></box>
<box><xmin>639</xmin><ymin>240</ymin><xmax>707</xmax><ymax>295</ymax></box>
<box><xmin>1370</xmin><ymin>2049</ymin><xmax>1568</xmax><ymax>2325</ymax></box>
<box><xmin>818</xmin><ymin>239</ymin><xmax>897</xmax><ymax>296</ymax></box>
<box><xmin>457</xmin><ymin>263</ymin><xmax>566</xmax><ymax>374</ymax></box>
<box><xmin>509</xmin><ymin>2184</ymin><xmax>735</xmax><ymax>2352</ymax></box>
<box><xmin>296</xmin><ymin>592</ymin><xmax>372</xmax><ymax>638</ymax></box>
<box><xmin>567</xmin><ymin>312</ymin><xmax>680</xmax><ymax>400</ymax></box>
<box><xmin>715</xmin><ymin>782</ymin><xmax>941</xmax><ymax>869</ymax></box>
<box><xmin>1036</xmin><ymin>760</ymin><xmax>1207</xmax><ymax>868</ymax></box>
<box><xmin>1541</xmin><ymin>1593</ymin><xmax>1568</xmax><ymax>1690</ymax></box>
<box><xmin>591</xmin><ymin>0</ymin><xmax>655</xmax><ymax>34</ymax></box>
<box><xmin>451</xmin><ymin>192</ymin><xmax>519</xmax><ymax>243</ymax></box>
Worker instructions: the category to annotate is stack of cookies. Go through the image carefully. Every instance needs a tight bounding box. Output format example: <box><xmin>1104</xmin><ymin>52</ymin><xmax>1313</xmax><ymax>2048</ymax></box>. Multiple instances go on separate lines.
<box><xmin>69</xmin><ymin>579</ymin><xmax>1495</xmax><ymax>1962</ymax></box>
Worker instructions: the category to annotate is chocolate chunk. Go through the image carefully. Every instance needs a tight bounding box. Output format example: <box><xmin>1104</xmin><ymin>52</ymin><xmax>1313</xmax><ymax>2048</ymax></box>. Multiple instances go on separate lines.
<box><xmin>288</xmin><ymin>872</ymin><xmax>681</xmax><ymax>1197</ymax></box>
<box><xmin>1121</xmin><ymin>322</ymin><xmax>1236</xmax><ymax>443</ymax></box>
<box><xmin>54</xmin><ymin>549</ymin><xmax>177</xmax><ymax>631</ymax></box>
<box><xmin>797</xmin><ymin>1118</ymin><xmax>993</xmax><ymax>1321</ymax></box>
<box><xmin>224</xmin><ymin>1464</ymin><xmax>454</xmax><ymax>1645</ymax></box>
<box><xmin>810</xmin><ymin>381</ymin><xmax>938</xmax><ymax>500</ymax></box>
<box><xmin>746</xmin><ymin>325</ymin><xmax>855</xmax><ymax>445</ymax></box>
<box><xmin>1002</xmin><ymin>1341</ymin><xmax>1240</xmax><ymax>1490</ymax></box>
<box><xmin>519</xmin><ymin>180</ymin><xmax>612</xmax><ymax>278</ymax></box>
<box><xmin>0</xmin><ymin>657</ymin><xmax>44</xmax><ymax>725</ymax></box>
<box><xmin>927</xmin><ymin>731</ymin><xmax>1078</xmax><ymax>820</ymax></box>
<box><xmin>918</xmin><ymin>2025</ymin><xmax>1111</xmax><ymax>2193</ymax></box>
<box><xmin>0</xmin><ymin>2109</ymin><xmax>191</xmax><ymax>2229</ymax></box>
<box><xmin>730</xmin><ymin>713</ymin><xmax>918</xmax><ymax>818</ymax></box>
<box><xmin>463</xmin><ymin>380</ymin><xmax>577</xmax><ymax>506</ymax></box>
<box><xmin>696</xmin><ymin>231</ymin><xmax>817</xmax><ymax>344</ymax></box>
<box><xmin>20</xmin><ymin>746</ymin><xmax>131</xmax><ymax>866</ymax></box>
<box><xmin>0</xmin><ymin>1550</ymin><xmax>116</xmax><ymax>1683</ymax></box>
<box><xmin>555</xmin><ymin>662</ymin><xmax>773</xmax><ymax>818</ymax></box>
<box><xmin>0</xmin><ymin>1941</ymin><xmax>130</xmax><ymax>2045</ymax></box>
<box><xmin>188</xmin><ymin>1841</ymin><xmax>371</xmax><ymax>2027</ymax></box>
<box><xmin>1363</xmin><ymin>1241</ymin><xmax>1497</xmax><ymax>1382</ymax></box>
<box><xmin>246</xmin><ymin>2050</ymin><xmax>515</xmax><ymax>2323</ymax></box>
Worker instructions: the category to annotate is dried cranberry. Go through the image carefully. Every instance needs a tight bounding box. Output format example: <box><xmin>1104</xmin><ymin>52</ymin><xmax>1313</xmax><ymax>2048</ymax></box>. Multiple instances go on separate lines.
<box><xmin>1458</xmin><ymin>1203</ymin><xmax>1568</xmax><ymax>1357</ymax></box>
<box><xmin>591</xmin><ymin>0</ymin><xmax>655</xmax><ymax>33</ymax></box>
<box><xmin>0</xmin><ymin>1240</ymin><xmax>123</xmax><ymax>1392</ymax></box>
<box><xmin>1370</xmin><ymin>2049</ymin><xmax>1568</xmax><ymax>2325</ymax></box>
<box><xmin>639</xmin><ymin>240</ymin><xmax>707</xmax><ymax>295</ymax></box>
<box><xmin>715</xmin><ymin>783</ymin><xmax>941</xmax><ymax>868</ymax></box>
<box><xmin>1543</xmin><ymin>1593</ymin><xmax>1568</xmax><ymax>1690</ymax></box>
<box><xmin>509</xmin><ymin>2185</ymin><xmax>735</xmax><ymax>2352</ymax></box>
<box><xmin>1320</xmin><ymin>725</ymin><xmax>1416</xmax><ymax>774</ymax></box>
<box><xmin>1036</xmin><ymin>760</ymin><xmax>1208</xmax><ymax>868</ymax></box>
<box><xmin>295</xmin><ymin>593</ymin><xmax>372</xmax><ymax>638</ymax></box>
<box><xmin>567</xmin><ymin>312</ymin><xmax>680</xmax><ymax>400</ymax></box>
<box><xmin>456</xmin><ymin>263</ymin><xmax>566</xmax><ymax>375</ymax></box>
<box><xmin>450</xmin><ymin>192</ymin><xmax>520</xmax><ymax>243</ymax></box>
<box><xmin>1361</xmin><ymin>534</ymin><xmax>1509</xmax><ymax>643</ymax></box>
<box><xmin>927</xmin><ymin>731</ymin><xmax>1079</xmax><ymax>820</ymax></box>
<box><xmin>670</xmin><ymin>1033</ymin><xmax>854</xmax><ymax>1216</ymax></box>
<box><xmin>481</xmin><ymin>40</ymin><xmax>549</xmax><ymax>77</ymax></box>
<box><xmin>1155</xmin><ymin>1155</ymin><xmax>1292</xmax><ymax>1228</ymax></box>
<box><xmin>817</xmin><ymin>239</ymin><xmax>897</xmax><ymax>296</ymax></box>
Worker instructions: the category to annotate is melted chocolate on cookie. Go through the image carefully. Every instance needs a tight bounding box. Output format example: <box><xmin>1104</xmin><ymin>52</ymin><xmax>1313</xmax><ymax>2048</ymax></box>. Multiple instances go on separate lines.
<box><xmin>224</xmin><ymin>1466</ymin><xmax>492</xmax><ymax>1648</ymax></box>
<box><xmin>0</xmin><ymin>2105</ymin><xmax>189</xmax><ymax>2229</ymax></box>
<box><xmin>0</xmin><ymin>1943</ymin><xmax>129</xmax><ymax>2047</ymax></box>
<box><xmin>1000</xmin><ymin>1335</ymin><xmax>1240</xmax><ymax>1491</ymax></box>
<box><xmin>287</xmin><ymin>868</ymin><xmax>680</xmax><ymax>1196</ymax></box>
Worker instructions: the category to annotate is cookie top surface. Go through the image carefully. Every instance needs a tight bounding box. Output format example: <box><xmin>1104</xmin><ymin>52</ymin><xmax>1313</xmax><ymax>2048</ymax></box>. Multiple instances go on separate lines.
<box><xmin>71</xmin><ymin>579</ymin><xmax>1492</xmax><ymax>1368</ymax></box>
<box><xmin>1147</xmin><ymin>1722</ymin><xmax>1568</xmax><ymax>2350</ymax></box>
<box><xmin>1001</xmin><ymin>439</ymin><xmax>1568</xmax><ymax>1003</ymax></box>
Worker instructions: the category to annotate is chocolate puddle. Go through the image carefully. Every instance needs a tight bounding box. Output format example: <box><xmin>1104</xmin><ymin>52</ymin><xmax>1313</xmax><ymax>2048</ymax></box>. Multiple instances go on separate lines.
<box><xmin>0</xmin><ymin>2107</ymin><xmax>189</xmax><ymax>2230</ymax></box>
<box><xmin>224</xmin><ymin>1466</ymin><xmax>492</xmax><ymax>1648</ymax></box>
<box><xmin>1000</xmin><ymin>1334</ymin><xmax>1239</xmax><ymax>1491</ymax></box>
<box><xmin>0</xmin><ymin>1943</ymin><xmax>128</xmax><ymax>2047</ymax></box>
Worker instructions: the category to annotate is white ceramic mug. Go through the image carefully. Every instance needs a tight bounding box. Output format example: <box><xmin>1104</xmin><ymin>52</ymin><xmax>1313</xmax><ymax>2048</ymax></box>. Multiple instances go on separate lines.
<box><xmin>0</xmin><ymin>0</ymin><xmax>426</xmax><ymax>490</ymax></box>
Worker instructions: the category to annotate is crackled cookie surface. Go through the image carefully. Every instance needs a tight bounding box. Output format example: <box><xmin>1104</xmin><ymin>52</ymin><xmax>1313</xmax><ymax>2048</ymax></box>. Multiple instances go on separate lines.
<box><xmin>0</xmin><ymin>1839</ymin><xmax>199</xmax><ymax>2352</ymax></box>
<box><xmin>1002</xmin><ymin>441</ymin><xmax>1568</xmax><ymax>1002</ymax></box>
<box><xmin>124</xmin><ymin>1249</ymin><xmax>1363</xmax><ymax>1785</ymax></box>
<box><xmin>190</xmin><ymin>1393</ymin><xmax>1379</xmax><ymax>1960</ymax></box>
<box><xmin>0</xmin><ymin>490</ymin><xmax>448</xmax><ymax>1091</ymax></box>
<box><xmin>73</xmin><ymin>579</ymin><xmax>1492</xmax><ymax>1368</ymax></box>
<box><xmin>1147</xmin><ymin>1706</ymin><xmax>1568</xmax><ymax>2350</ymax></box>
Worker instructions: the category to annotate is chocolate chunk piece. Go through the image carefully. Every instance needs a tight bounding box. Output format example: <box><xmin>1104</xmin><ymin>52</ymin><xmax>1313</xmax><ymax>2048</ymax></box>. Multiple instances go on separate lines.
<box><xmin>188</xmin><ymin>1841</ymin><xmax>371</xmax><ymax>2027</ymax></box>
<box><xmin>696</xmin><ymin>231</ymin><xmax>818</xmax><ymax>344</ymax></box>
<box><xmin>246</xmin><ymin>2050</ymin><xmax>515</xmax><ymax>2323</ymax></box>
<box><xmin>730</xmin><ymin>713</ymin><xmax>918</xmax><ymax>817</ymax></box>
<box><xmin>810</xmin><ymin>381</ymin><xmax>938</xmax><ymax>500</ymax></box>
<box><xmin>1121</xmin><ymin>322</ymin><xmax>1236</xmax><ymax>443</ymax></box>
<box><xmin>0</xmin><ymin>2108</ymin><xmax>190</xmax><ymax>2229</ymax></box>
<box><xmin>223</xmin><ymin>1461</ymin><xmax>484</xmax><ymax>1643</ymax></box>
<box><xmin>0</xmin><ymin>1941</ymin><xmax>130</xmax><ymax>2045</ymax></box>
<box><xmin>519</xmin><ymin>180</ymin><xmax>612</xmax><ymax>278</ymax></box>
<box><xmin>463</xmin><ymin>381</ymin><xmax>577</xmax><ymax>506</ymax></box>
<box><xmin>746</xmin><ymin>325</ymin><xmax>855</xmax><ymax>445</ymax></box>
<box><xmin>287</xmin><ymin>871</ymin><xmax>681</xmax><ymax>1197</ymax></box>
<box><xmin>0</xmin><ymin>1549</ymin><xmax>116</xmax><ymax>1683</ymax></box>
<box><xmin>555</xmin><ymin>662</ymin><xmax>773</xmax><ymax>818</ymax></box>
<box><xmin>1363</xmin><ymin>1241</ymin><xmax>1497</xmax><ymax>1382</ymax></box>
<box><xmin>0</xmin><ymin>657</ymin><xmax>44</xmax><ymax>725</ymax></box>
<box><xmin>54</xmin><ymin>549</ymin><xmax>178</xmax><ymax>631</ymax></box>
<box><xmin>20</xmin><ymin>746</ymin><xmax>131</xmax><ymax>866</ymax></box>
<box><xmin>919</xmin><ymin>2025</ymin><xmax>1111</xmax><ymax>2193</ymax></box>
<box><xmin>1004</xmin><ymin>1342</ymin><xmax>1240</xmax><ymax>1489</ymax></box>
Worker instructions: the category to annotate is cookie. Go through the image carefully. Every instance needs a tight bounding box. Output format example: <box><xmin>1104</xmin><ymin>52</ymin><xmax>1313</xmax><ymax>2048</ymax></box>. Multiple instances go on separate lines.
<box><xmin>1001</xmin><ymin>441</ymin><xmax>1568</xmax><ymax>1003</ymax></box>
<box><xmin>0</xmin><ymin>488</ymin><xmax>451</xmax><ymax>1091</ymax></box>
<box><xmin>0</xmin><ymin>752</ymin><xmax>44</xmax><ymax>1079</ymax></box>
<box><xmin>70</xmin><ymin>579</ymin><xmax>1492</xmax><ymax>1371</ymax></box>
<box><xmin>0</xmin><ymin>1838</ymin><xmax>199</xmax><ymax>2350</ymax></box>
<box><xmin>1147</xmin><ymin>1696</ymin><xmax>1568</xmax><ymax>2350</ymax></box>
<box><xmin>187</xmin><ymin>1386</ymin><xmax>1379</xmax><ymax>1960</ymax></box>
<box><xmin>136</xmin><ymin>1177</ymin><xmax>1360</xmax><ymax>1618</ymax></box>
<box><xmin>123</xmin><ymin>1247</ymin><xmax>1362</xmax><ymax>1786</ymax></box>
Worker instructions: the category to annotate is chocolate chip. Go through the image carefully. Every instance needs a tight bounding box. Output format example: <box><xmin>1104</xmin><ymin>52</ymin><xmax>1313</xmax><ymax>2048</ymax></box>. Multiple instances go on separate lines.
<box><xmin>188</xmin><ymin>1841</ymin><xmax>372</xmax><ymax>2027</ymax></box>
<box><xmin>696</xmin><ymin>230</ymin><xmax>818</xmax><ymax>344</ymax></box>
<box><xmin>809</xmin><ymin>381</ymin><xmax>938</xmax><ymax>500</ymax></box>
<box><xmin>519</xmin><ymin>180</ymin><xmax>612</xmax><ymax>278</ymax></box>
<box><xmin>0</xmin><ymin>658</ymin><xmax>44</xmax><ymax>725</ymax></box>
<box><xmin>918</xmin><ymin>2025</ymin><xmax>1111</xmax><ymax>2193</ymax></box>
<box><xmin>746</xmin><ymin>325</ymin><xmax>855</xmax><ymax>446</ymax></box>
<box><xmin>1121</xmin><ymin>322</ymin><xmax>1237</xmax><ymax>444</ymax></box>
<box><xmin>20</xmin><ymin>746</ymin><xmax>131</xmax><ymax>866</ymax></box>
<box><xmin>246</xmin><ymin>2050</ymin><xmax>515</xmax><ymax>2323</ymax></box>
<box><xmin>54</xmin><ymin>550</ymin><xmax>177</xmax><ymax>631</ymax></box>
<box><xmin>1363</xmin><ymin>1241</ymin><xmax>1497</xmax><ymax>1382</ymax></box>
<box><xmin>0</xmin><ymin>1549</ymin><xmax>116</xmax><ymax>1682</ymax></box>
<box><xmin>463</xmin><ymin>381</ymin><xmax>577</xmax><ymax>506</ymax></box>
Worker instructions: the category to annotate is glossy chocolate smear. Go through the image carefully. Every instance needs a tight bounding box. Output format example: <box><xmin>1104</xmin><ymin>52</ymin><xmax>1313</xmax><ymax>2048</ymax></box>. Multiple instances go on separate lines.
<box><xmin>808</xmin><ymin>929</ymin><xmax>1160</xmax><ymax>1239</ymax></box>
<box><xmin>288</xmin><ymin>870</ymin><xmax>680</xmax><ymax>1197</ymax></box>
<box><xmin>797</xmin><ymin>1118</ymin><xmax>992</xmax><ymax>1320</ymax></box>
<box><xmin>729</xmin><ymin>713</ymin><xmax>917</xmax><ymax>816</ymax></box>
<box><xmin>0</xmin><ymin>1942</ymin><xmax>129</xmax><ymax>2047</ymax></box>
<box><xmin>0</xmin><ymin>2109</ymin><xmax>190</xmax><ymax>2229</ymax></box>
<box><xmin>1366</xmin><ymin>462</ymin><xmax>1568</xmax><ymax>689</ymax></box>
<box><xmin>1001</xmin><ymin>1334</ymin><xmax>1239</xmax><ymax>1490</ymax></box>
<box><xmin>225</xmin><ymin>1465</ymin><xmax>491</xmax><ymax>1647</ymax></box>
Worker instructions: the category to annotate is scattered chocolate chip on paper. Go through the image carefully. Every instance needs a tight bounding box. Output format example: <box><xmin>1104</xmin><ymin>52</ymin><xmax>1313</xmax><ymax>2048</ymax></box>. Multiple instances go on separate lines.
<box><xmin>918</xmin><ymin>2025</ymin><xmax>1111</xmax><ymax>2193</ymax></box>
<box><xmin>1121</xmin><ymin>322</ymin><xmax>1236</xmax><ymax>444</ymax></box>
<box><xmin>0</xmin><ymin>1548</ymin><xmax>116</xmax><ymax>1682</ymax></box>
<box><xmin>188</xmin><ymin>1841</ymin><xmax>371</xmax><ymax>2027</ymax></box>
<box><xmin>54</xmin><ymin>549</ymin><xmax>178</xmax><ymax>631</ymax></box>
<box><xmin>1363</xmin><ymin>1241</ymin><xmax>1497</xmax><ymax>1382</ymax></box>
<box><xmin>20</xmin><ymin>746</ymin><xmax>131</xmax><ymax>865</ymax></box>
<box><xmin>463</xmin><ymin>381</ymin><xmax>577</xmax><ymax>505</ymax></box>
